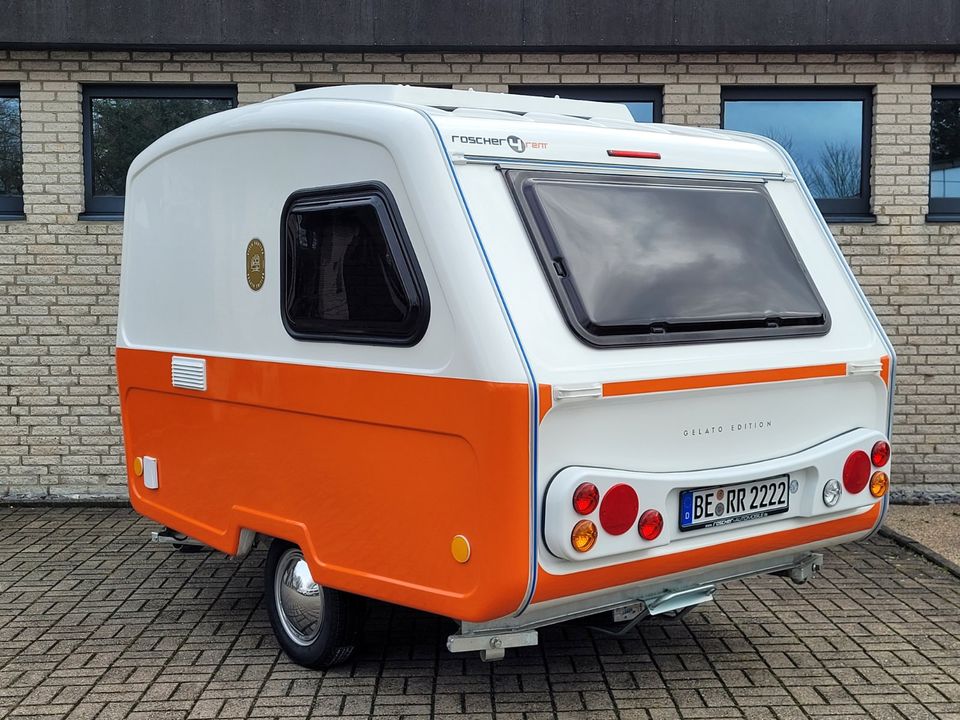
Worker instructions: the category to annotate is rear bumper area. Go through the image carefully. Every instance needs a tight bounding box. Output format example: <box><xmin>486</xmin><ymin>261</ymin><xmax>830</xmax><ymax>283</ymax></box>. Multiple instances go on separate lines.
<box><xmin>535</xmin><ymin>428</ymin><xmax>887</xmax><ymax>603</ymax></box>
<box><xmin>533</xmin><ymin>500</ymin><xmax>879</xmax><ymax>605</ymax></box>
<box><xmin>460</xmin><ymin>547</ymin><xmax>831</xmax><ymax>640</ymax></box>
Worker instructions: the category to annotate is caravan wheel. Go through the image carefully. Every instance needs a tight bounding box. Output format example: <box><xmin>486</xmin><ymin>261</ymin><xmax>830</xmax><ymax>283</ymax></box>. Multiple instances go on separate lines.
<box><xmin>264</xmin><ymin>539</ymin><xmax>362</xmax><ymax>669</ymax></box>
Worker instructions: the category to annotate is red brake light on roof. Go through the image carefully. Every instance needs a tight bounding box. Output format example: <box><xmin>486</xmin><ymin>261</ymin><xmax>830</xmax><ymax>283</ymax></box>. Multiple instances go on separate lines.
<box><xmin>607</xmin><ymin>149</ymin><xmax>661</xmax><ymax>159</ymax></box>
<box><xmin>871</xmin><ymin>440</ymin><xmax>891</xmax><ymax>467</ymax></box>
<box><xmin>843</xmin><ymin>450</ymin><xmax>871</xmax><ymax>494</ymax></box>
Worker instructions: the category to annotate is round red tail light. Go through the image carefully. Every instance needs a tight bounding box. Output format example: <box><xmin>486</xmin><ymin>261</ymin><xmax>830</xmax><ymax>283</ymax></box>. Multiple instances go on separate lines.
<box><xmin>598</xmin><ymin>483</ymin><xmax>639</xmax><ymax>536</ymax></box>
<box><xmin>572</xmin><ymin>482</ymin><xmax>600</xmax><ymax>515</ymax></box>
<box><xmin>843</xmin><ymin>450</ymin><xmax>871</xmax><ymax>494</ymax></box>
<box><xmin>871</xmin><ymin>440</ymin><xmax>891</xmax><ymax>467</ymax></box>
<box><xmin>638</xmin><ymin>509</ymin><xmax>663</xmax><ymax>541</ymax></box>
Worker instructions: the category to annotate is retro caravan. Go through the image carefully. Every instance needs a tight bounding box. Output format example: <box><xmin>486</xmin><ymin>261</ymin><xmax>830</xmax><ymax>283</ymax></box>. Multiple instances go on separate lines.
<box><xmin>116</xmin><ymin>85</ymin><xmax>894</xmax><ymax>667</ymax></box>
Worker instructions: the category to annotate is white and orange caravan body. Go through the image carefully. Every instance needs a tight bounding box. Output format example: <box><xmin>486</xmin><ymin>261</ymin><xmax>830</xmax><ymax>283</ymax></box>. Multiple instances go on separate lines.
<box><xmin>116</xmin><ymin>86</ymin><xmax>894</xmax><ymax>664</ymax></box>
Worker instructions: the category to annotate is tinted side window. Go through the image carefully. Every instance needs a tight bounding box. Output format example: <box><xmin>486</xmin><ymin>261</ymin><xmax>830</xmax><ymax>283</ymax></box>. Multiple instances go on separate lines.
<box><xmin>281</xmin><ymin>185</ymin><xmax>428</xmax><ymax>345</ymax></box>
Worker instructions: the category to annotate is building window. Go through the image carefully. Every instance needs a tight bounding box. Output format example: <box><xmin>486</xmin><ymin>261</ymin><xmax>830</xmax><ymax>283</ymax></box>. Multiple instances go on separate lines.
<box><xmin>929</xmin><ymin>87</ymin><xmax>960</xmax><ymax>220</ymax></box>
<box><xmin>721</xmin><ymin>87</ymin><xmax>873</xmax><ymax>221</ymax></box>
<box><xmin>81</xmin><ymin>85</ymin><xmax>236</xmax><ymax>219</ymax></box>
<box><xmin>510</xmin><ymin>85</ymin><xmax>662</xmax><ymax>123</ymax></box>
<box><xmin>281</xmin><ymin>183</ymin><xmax>429</xmax><ymax>345</ymax></box>
<box><xmin>0</xmin><ymin>85</ymin><xmax>23</xmax><ymax>218</ymax></box>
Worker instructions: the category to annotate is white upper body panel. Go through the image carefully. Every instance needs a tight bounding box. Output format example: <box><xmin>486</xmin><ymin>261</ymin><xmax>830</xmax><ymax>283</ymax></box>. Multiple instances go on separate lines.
<box><xmin>119</xmin><ymin>84</ymin><xmax>890</xmax><ymax>390</ymax></box>
<box><xmin>118</xmin><ymin>92</ymin><xmax>529</xmax><ymax>383</ymax></box>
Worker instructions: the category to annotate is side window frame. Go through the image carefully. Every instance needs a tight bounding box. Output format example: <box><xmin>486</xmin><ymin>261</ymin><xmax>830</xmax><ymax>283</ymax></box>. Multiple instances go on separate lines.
<box><xmin>928</xmin><ymin>86</ymin><xmax>960</xmax><ymax>221</ymax></box>
<box><xmin>279</xmin><ymin>182</ymin><xmax>430</xmax><ymax>346</ymax></box>
<box><xmin>721</xmin><ymin>86</ymin><xmax>874</xmax><ymax>222</ymax></box>
<box><xmin>0</xmin><ymin>84</ymin><xmax>24</xmax><ymax>219</ymax></box>
<box><xmin>80</xmin><ymin>84</ymin><xmax>238</xmax><ymax>220</ymax></box>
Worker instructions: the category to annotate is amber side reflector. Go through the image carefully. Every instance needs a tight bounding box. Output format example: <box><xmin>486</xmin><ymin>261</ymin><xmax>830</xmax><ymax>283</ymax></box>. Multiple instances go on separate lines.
<box><xmin>607</xmin><ymin>149</ymin><xmax>661</xmax><ymax>159</ymax></box>
<box><xmin>571</xmin><ymin>519</ymin><xmax>598</xmax><ymax>552</ymax></box>
<box><xmin>450</xmin><ymin>535</ymin><xmax>471</xmax><ymax>563</ymax></box>
<box><xmin>870</xmin><ymin>471</ymin><xmax>889</xmax><ymax>498</ymax></box>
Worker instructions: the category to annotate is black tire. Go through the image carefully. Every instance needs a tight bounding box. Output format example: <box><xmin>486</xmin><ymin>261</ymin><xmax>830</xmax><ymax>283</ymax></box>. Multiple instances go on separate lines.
<box><xmin>264</xmin><ymin>539</ymin><xmax>362</xmax><ymax>669</ymax></box>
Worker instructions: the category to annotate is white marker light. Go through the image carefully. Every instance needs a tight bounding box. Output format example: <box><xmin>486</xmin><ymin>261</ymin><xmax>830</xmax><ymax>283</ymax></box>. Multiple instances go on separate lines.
<box><xmin>822</xmin><ymin>479</ymin><xmax>842</xmax><ymax>507</ymax></box>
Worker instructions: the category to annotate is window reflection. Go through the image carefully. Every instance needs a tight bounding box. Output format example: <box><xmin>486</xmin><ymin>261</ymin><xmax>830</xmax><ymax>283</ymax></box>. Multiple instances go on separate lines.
<box><xmin>623</xmin><ymin>102</ymin><xmax>654</xmax><ymax>123</ymax></box>
<box><xmin>931</xmin><ymin>98</ymin><xmax>960</xmax><ymax>199</ymax></box>
<box><xmin>723</xmin><ymin>99</ymin><xmax>864</xmax><ymax>200</ymax></box>
<box><xmin>0</xmin><ymin>95</ymin><xmax>22</xmax><ymax>197</ymax></box>
<box><xmin>90</xmin><ymin>96</ymin><xmax>233</xmax><ymax>197</ymax></box>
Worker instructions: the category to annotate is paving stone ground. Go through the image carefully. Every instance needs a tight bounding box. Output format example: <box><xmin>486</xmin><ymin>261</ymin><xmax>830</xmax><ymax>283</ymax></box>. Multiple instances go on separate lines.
<box><xmin>1</xmin><ymin>507</ymin><xmax>959</xmax><ymax>720</ymax></box>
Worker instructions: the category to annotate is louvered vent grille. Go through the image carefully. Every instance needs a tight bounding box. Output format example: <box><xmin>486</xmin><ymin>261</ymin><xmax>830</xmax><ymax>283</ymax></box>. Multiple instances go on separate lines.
<box><xmin>171</xmin><ymin>356</ymin><xmax>207</xmax><ymax>391</ymax></box>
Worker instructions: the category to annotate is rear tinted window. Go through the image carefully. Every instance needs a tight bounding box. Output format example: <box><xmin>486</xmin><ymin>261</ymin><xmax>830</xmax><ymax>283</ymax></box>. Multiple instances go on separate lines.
<box><xmin>508</xmin><ymin>172</ymin><xmax>828</xmax><ymax>346</ymax></box>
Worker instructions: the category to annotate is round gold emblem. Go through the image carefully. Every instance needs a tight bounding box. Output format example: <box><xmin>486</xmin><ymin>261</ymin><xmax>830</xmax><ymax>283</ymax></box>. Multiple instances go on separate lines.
<box><xmin>246</xmin><ymin>238</ymin><xmax>265</xmax><ymax>291</ymax></box>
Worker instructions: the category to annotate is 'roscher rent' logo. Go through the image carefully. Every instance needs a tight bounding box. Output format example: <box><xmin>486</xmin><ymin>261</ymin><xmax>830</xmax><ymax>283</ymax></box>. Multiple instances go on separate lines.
<box><xmin>448</xmin><ymin>134</ymin><xmax>548</xmax><ymax>152</ymax></box>
<box><xmin>507</xmin><ymin>135</ymin><xmax>526</xmax><ymax>153</ymax></box>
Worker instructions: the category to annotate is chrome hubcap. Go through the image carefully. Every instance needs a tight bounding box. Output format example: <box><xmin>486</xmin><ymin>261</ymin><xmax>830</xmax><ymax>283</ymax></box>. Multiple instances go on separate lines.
<box><xmin>274</xmin><ymin>548</ymin><xmax>324</xmax><ymax>646</ymax></box>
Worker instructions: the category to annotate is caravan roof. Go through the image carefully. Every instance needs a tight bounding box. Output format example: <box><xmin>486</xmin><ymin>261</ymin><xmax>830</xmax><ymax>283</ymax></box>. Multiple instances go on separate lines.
<box><xmin>130</xmin><ymin>84</ymin><xmax>794</xmax><ymax>183</ymax></box>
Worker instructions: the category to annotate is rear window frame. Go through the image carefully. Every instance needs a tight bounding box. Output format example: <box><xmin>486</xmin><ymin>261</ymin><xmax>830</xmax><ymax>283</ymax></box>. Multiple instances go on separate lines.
<box><xmin>279</xmin><ymin>181</ymin><xmax>430</xmax><ymax>347</ymax></box>
<box><xmin>503</xmin><ymin>169</ymin><xmax>831</xmax><ymax>348</ymax></box>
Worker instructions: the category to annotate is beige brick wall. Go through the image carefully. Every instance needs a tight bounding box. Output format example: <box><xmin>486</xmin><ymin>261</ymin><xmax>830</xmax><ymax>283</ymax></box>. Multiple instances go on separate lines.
<box><xmin>0</xmin><ymin>49</ymin><xmax>957</xmax><ymax>500</ymax></box>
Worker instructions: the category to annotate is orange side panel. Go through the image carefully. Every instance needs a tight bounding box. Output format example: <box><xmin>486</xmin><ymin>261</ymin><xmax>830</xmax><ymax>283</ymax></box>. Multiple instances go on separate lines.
<box><xmin>602</xmin><ymin>363</ymin><xmax>848</xmax><ymax>399</ymax></box>
<box><xmin>533</xmin><ymin>502</ymin><xmax>881</xmax><ymax>603</ymax></box>
<box><xmin>116</xmin><ymin>348</ymin><xmax>531</xmax><ymax>622</ymax></box>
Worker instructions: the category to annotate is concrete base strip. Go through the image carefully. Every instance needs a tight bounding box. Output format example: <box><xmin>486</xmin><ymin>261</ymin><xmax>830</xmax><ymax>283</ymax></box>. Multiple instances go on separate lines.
<box><xmin>879</xmin><ymin>525</ymin><xmax>960</xmax><ymax>581</ymax></box>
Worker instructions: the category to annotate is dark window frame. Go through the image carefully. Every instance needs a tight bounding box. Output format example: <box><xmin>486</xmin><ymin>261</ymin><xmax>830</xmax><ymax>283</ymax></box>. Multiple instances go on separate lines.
<box><xmin>504</xmin><ymin>169</ymin><xmax>830</xmax><ymax>348</ymax></box>
<box><xmin>721</xmin><ymin>86</ymin><xmax>874</xmax><ymax>222</ymax></box>
<box><xmin>928</xmin><ymin>86</ymin><xmax>960</xmax><ymax>222</ymax></box>
<box><xmin>280</xmin><ymin>181</ymin><xmax>430</xmax><ymax>346</ymax></box>
<box><xmin>80</xmin><ymin>84</ymin><xmax>237</xmax><ymax>220</ymax></box>
<box><xmin>509</xmin><ymin>84</ymin><xmax>663</xmax><ymax>123</ymax></box>
<box><xmin>0</xmin><ymin>84</ymin><xmax>24</xmax><ymax>219</ymax></box>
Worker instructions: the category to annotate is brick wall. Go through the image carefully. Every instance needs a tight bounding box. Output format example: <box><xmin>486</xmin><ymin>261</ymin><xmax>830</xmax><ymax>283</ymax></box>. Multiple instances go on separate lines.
<box><xmin>0</xmin><ymin>49</ymin><xmax>957</xmax><ymax>501</ymax></box>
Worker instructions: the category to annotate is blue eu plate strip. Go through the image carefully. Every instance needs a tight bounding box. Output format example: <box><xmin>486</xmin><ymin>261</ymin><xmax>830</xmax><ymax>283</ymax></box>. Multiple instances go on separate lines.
<box><xmin>680</xmin><ymin>491</ymin><xmax>693</xmax><ymax>528</ymax></box>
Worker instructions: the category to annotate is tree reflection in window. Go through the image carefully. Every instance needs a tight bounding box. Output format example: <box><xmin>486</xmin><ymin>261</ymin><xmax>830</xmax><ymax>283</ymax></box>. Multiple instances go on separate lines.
<box><xmin>722</xmin><ymin>89</ymin><xmax>872</xmax><ymax>219</ymax></box>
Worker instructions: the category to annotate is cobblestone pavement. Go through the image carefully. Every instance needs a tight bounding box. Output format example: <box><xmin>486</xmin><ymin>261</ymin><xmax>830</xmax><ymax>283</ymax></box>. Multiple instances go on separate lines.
<box><xmin>1</xmin><ymin>507</ymin><xmax>959</xmax><ymax>720</ymax></box>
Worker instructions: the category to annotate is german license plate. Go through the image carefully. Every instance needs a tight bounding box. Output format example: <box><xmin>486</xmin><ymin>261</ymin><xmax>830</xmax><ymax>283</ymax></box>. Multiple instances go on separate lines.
<box><xmin>680</xmin><ymin>475</ymin><xmax>789</xmax><ymax>531</ymax></box>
